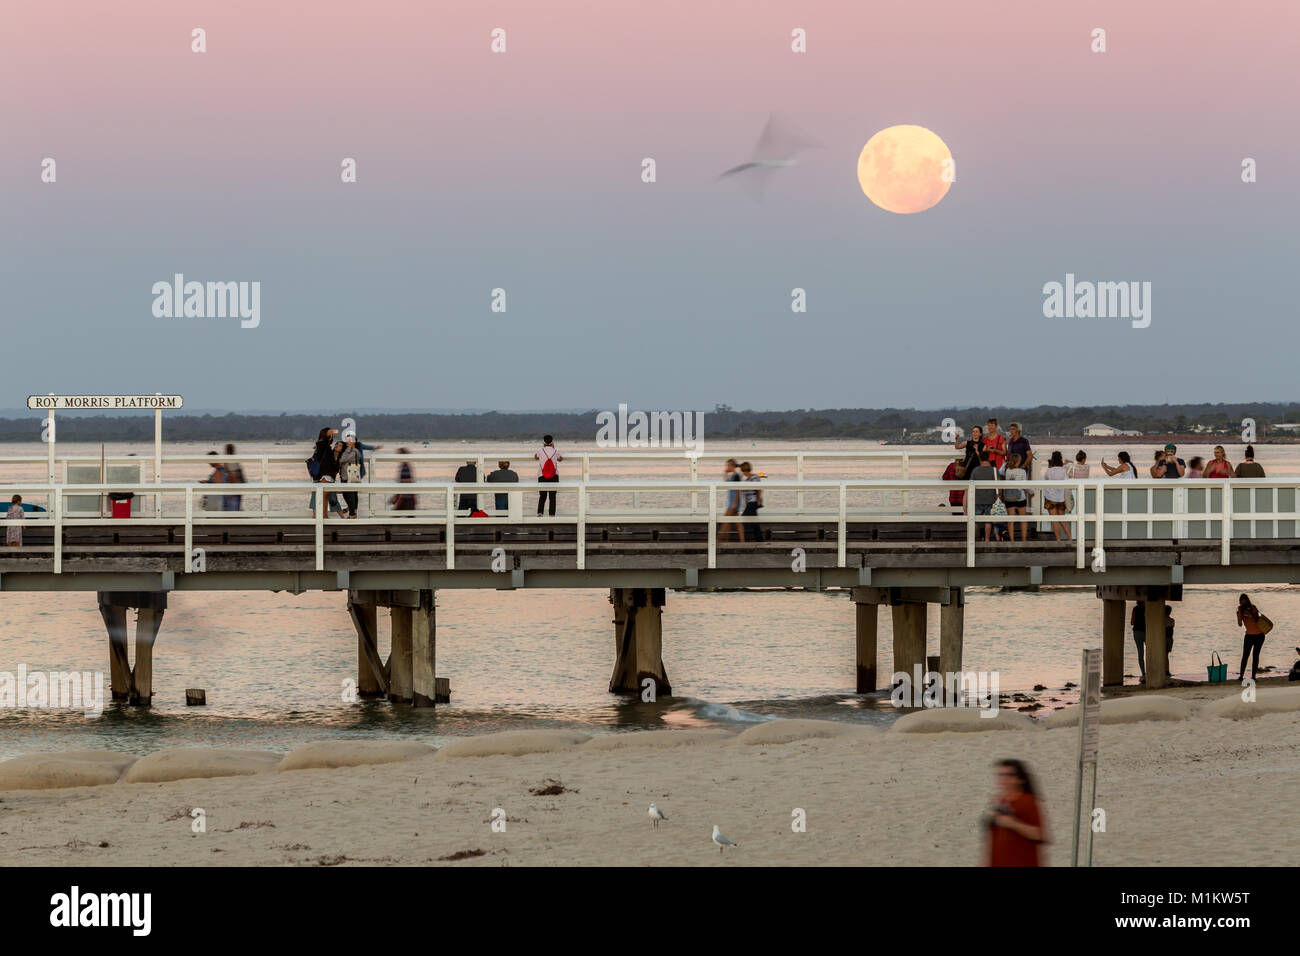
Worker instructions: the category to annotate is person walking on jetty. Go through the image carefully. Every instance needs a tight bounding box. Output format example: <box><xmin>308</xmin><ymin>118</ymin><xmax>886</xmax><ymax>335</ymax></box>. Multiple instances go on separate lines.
<box><xmin>721</xmin><ymin>458</ymin><xmax>742</xmax><ymax>540</ymax></box>
<box><xmin>202</xmin><ymin>451</ymin><xmax>227</xmax><ymax>511</ymax></box>
<box><xmin>1235</xmin><ymin>446</ymin><xmax>1265</xmax><ymax>478</ymax></box>
<box><xmin>389</xmin><ymin>449</ymin><xmax>416</xmax><ymax>513</ymax></box>
<box><xmin>1237</xmin><ymin>593</ymin><xmax>1268</xmax><ymax>681</ymax></box>
<box><xmin>485</xmin><ymin>460</ymin><xmax>518</xmax><ymax>512</ymax></box>
<box><xmin>535</xmin><ymin>436</ymin><xmax>562</xmax><ymax>516</ymax></box>
<box><xmin>6</xmin><ymin>495</ymin><xmax>24</xmax><ymax>547</ymax></box>
<box><xmin>1202</xmin><ymin>445</ymin><xmax>1234</xmax><ymax>479</ymax></box>
<box><xmin>739</xmin><ymin>461</ymin><xmax>763</xmax><ymax>542</ymax></box>
<box><xmin>221</xmin><ymin>443</ymin><xmax>245</xmax><ymax>511</ymax></box>
<box><xmin>986</xmin><ymin>759</ymin><xmax>1047</xmax><ymax>867</ymax></box>
<box><xmin>337</xmin><ymin>438</ymin><xmax>364</xmax><ymax>518</ymax></box>
<box><xmin>454</xmin><ymin>459</ymin><xmax>478</xmax><ymax>513</ymax></box>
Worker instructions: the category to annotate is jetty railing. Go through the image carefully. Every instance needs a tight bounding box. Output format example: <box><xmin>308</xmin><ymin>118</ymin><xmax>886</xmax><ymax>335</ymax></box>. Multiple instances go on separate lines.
<box><xmin>0</xmin><ymin>477</ymin><xmax>1294</xmax><ymax>574</ymax></box>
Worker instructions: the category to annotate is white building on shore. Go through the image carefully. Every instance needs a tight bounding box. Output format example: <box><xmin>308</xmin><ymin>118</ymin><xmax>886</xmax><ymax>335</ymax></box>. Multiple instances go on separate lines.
<box><xmin>1083</xmin><ymin>422</ymin><xmax>1142</xmax><ymax>437</ymax></box>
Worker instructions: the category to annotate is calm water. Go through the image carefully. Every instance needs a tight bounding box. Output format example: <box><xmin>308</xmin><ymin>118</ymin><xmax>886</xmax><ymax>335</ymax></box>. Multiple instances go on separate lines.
<box><xmin>1</xmin><ymin>438</ymin><xmax>1295</xmax><ymax>759</ymax></box>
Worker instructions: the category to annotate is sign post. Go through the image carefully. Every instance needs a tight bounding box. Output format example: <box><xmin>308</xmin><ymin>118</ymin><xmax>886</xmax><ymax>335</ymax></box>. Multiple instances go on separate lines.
<box><xmin>1071</xmin><ymin>647</ymin><xmax>1102</xmax><ymax>866</ymax></box>
<box><xmin>27</xmin><ymin>395</ymin><xmax>184</xmax><ymax>510</ymax></box>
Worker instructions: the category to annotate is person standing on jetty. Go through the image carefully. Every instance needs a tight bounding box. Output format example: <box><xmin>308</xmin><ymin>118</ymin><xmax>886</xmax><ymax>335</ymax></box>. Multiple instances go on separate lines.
<box><xmin>1202</xmin><ymin>445</ymin><xmax>1234</xmax><ymax>479</ymax></box>
<box><xmin>337</xmin><ymin>439</ymin><xmax>364</xmax><ymax>518</ymax></box>
<box><xmin>982</xmin><ymin>418</ymin><xmax>1007</xmax><ymax>470</ymax></box>
<box><xmin>1150</xmin><ymin>443</ymin><xmax>1185</xmax><ymax>478</ymax></box>
<box><xmin>485</xmin><ymin>460</ymin><xmax>518</xmax><ymax>512</ymax></box>
<box><xmin>969</xmin><ymin>450</ymin><xmax>998</xmax><ymax>542</ymax></box>
<box><xmin>308</xmin><ymin>427</ymin><xmax>345</xmax><ymax>519</ymax></box>
<box><xmin>954</xmin><ymin>424</ymin><xmax>984</xmax><ymax>475</ymax></box>
<box><xmin>986</xmin><ymin>759</ymin><xmax>1047</xmax><ymax>866</ymax></box>
<box><xmin>1235</xmin><ymin>446</ymin><xmax>1265</xmax><ymax>478</ymax></box>
<box><xmin>1100</xmin><ymin>451</ymin><xmax>1138</xmax><ymax>479</ymax></box>
<box><xmin>721</xmin><ymin>459</ymin><xmax>742</xmax><ymax>540</ymax></box>
<box><xmin>535</xmin><ymin>436</ymin><xmax>562</xmax><ymax>516</ymax></box>
<box><xmin>454</xmin><ymin>459</ymin><xmax>478</xmax><ymax>513</ymax></box>
<box><xmin>1042</xmin><ymin>451</ymin><xmax>1071</xmax><ymax>541</ymax></box>
<box><xmin>6</xmin><ymin>495</ymin><xmax>24</xmax><ymax>547</ymax></box>
<box><xmin>1237</xmin><ymin>593</ymin><xmax>1268</xmax><ymax>681</ymax></box>
<box><xmin>222</xmin><ymin>443</ymin><xmax>245</xmax><ymax>511</ymax></box>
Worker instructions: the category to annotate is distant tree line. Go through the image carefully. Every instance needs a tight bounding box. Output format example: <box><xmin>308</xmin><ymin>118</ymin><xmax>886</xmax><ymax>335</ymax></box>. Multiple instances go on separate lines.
<box><xmin>1</xmin><ymin>403</ymin><xmax>1296</xmax><ymax>443</ymax></box>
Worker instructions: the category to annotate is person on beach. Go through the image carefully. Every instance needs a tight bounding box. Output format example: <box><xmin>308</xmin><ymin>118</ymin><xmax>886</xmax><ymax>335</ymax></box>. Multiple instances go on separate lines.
<box><xmin>454</xmin><ymin>459</ymin><xmax>478</xmax><ymax>513</ymax></box>
<box><xmin>982</xmin><ymin>418</ymin><xmax>1007</xmax><ymax>471</ymax></box>
<box><xmin>1235</xmin><ymin>446</ymin><xmax>1265</xmax><ymax>478</ymax></box>
<box><xmin>1100</xmin><ymin>451</ymin><xmax>1137</xmax><ymax>479</ymax></box>
<box><xmin>389</xmin><ymin>449</ymin><xmax>416</xmax><ymax>513</ymax></box>
<box><xmin>308</xmin><ymin>428</ymin><xmax>345</xmax><ymax>519</ymax></box>
<box><xmin>986</xmin><ymin>759</ymin><xmax>1047</xmax><ymax>867</ymax></box>
<box><xmin>6</xmin><ymin>495</ymin><xmax>23</xmax><ymax>547</ymax></box>
<box><xmin>739</xmin><ymin>461</ymin><xmax>763</xmax><ymax>542</ymax></box>
<box><xmin>1151</xmin><ymin>443</ymin><xmax>1185</xmax><ymax>479</ymax></box>
<box><xmin>535</xmin><ymin>436</ymin><xmax>562</xmax><ymax>516</ymax></box>
<box><xmin>221</xmin><ymin>443</ymin><xmax>245</xmax><ymax>511</ymax></box>
<box><xmin>955</xmin><ymin>424</ymin><xmax>983</xmax><ymax>476</ymax></box>
<box><xmin>969</xmin><ymin>450</ymin><xmax>998</xmax><ymax>542</ymax></box>
<box><xmin>1186</xmin><ymin>456</ymin><xmax>1204</xmax><ymax>479</ymax></box>
<box><xmin>1237</xmin><ymin>593</ymin><xmax>1267</xmax><ymax>681</ymax></box>
<box><xmin>337</xmin><ymin>439</ymin><xmax>363</xmax><ymax>518</ymax></box>
<box><xmin>1202</xmin><ymin>445</ymin><xmax>1234</xmax><ymax>479</ymax></box>
<box><xmin>1001</xmin><ymin>453</ymin><xmax>1029</xmax><ymax>541</ymax></box>
<box><xmin>1132</xmin><ymin>603</ymin><xmax>1147</xmax><ymax>682</ymax></box>
<box><xmin>1042</xmin><ymin>451</ymin><xmax>1070</xmax><ymax>541</ymax></box>
<box><xmin>486</xmin><ymin>460</ymin><xmax>518</xmax><ymax>511</ymax></box>
<box><xmin>1164</xmin><ymin>606</ymin><xmax>1175</xmax><ymax>678</ymax></box>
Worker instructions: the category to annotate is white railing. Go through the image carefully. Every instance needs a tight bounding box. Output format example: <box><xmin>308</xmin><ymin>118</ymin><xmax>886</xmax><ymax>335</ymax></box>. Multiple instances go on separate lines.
<box><xmin>1</xmin><ymin>477</ymin><xmax>1295</xmax><ymax>575</ymax></box>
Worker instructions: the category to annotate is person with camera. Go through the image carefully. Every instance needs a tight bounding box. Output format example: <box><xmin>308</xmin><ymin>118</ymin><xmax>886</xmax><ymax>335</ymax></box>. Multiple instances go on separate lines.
<box><xmin>986</xmin><ymin>759</ymin><xmax>1048</xmax><ymax>866</ymax></box>
<box><xmin>1149</xmin><ymin>443</ymin><xmax>1185</xmax><ymax>478</ymax></box>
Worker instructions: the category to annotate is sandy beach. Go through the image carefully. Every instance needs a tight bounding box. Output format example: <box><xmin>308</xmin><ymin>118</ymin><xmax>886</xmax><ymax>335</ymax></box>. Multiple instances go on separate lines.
<box><xmin>3</xmin><ymin>685</ymin><xmax>1297</xmax><ymax>867</ymax></box>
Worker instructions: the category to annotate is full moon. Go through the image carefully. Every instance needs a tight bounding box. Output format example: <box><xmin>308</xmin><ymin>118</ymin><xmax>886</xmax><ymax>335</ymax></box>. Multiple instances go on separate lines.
<box><xmin>857</xmin><ymin>125</ymin><xmax>953</xmax><ymax>214</ymax></box>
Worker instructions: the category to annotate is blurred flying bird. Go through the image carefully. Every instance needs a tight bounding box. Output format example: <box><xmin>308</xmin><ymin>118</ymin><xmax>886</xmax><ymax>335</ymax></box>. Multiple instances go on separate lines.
<box><xmin>718</xmin><ymin>113</ymin><xmax>821</xmax><ymax>199</ymax></box>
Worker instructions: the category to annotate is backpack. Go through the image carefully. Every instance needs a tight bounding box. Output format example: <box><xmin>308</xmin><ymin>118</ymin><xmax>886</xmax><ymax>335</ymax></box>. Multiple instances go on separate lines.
<box><xmin>540</xmin><ymin>447</ymin><xmax>558</xmax><ymax>479</ymax></box>
<box><xmin>306</xmin><ymin>457</ymin><xmax>321</xmax><ymax>480</ymax></box>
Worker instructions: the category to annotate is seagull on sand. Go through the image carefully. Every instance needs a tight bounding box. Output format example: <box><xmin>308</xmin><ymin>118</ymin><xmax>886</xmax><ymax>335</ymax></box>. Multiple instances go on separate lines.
<box><xmin>712</xmin><ymin>824</ymin><xmax>738</xmax><ymax>854</ymax></box>
<box><xmin>648</xmin><ymin>803</ymin><xmax>667</xmax><ymax>828</ymax></box>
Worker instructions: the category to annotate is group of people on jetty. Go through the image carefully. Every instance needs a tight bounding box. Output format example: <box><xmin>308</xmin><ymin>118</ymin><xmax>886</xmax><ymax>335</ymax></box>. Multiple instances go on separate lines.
<box><xmin>944</xmin><ymin>417</ymin><xmax>1267</xmax><ymax>543</ymax></box>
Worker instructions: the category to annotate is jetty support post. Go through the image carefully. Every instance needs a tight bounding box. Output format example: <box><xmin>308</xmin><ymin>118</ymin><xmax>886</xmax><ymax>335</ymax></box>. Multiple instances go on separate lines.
<box><xmin>1096</xmin><ymin>585</ymin><xmax>1180</xmax><ymax>690</ymax></box>
<box><xmin>97</xmin><ymin>591</ymin><xmax>167</xmax><ymax>706</ymax></box>
<box><xmin>890</xmin><ymin>603</ymin><xmax>927</xmax><ymax>689</ymax></box>
<box><xmin>1144</xmin><ymin>597</ymin><xmax>1169</xmax><ymax>689</ymax></box>
<box><xmin>411</xmin><ymin>589</ymin><xmax>438</xmax><ymax>707</ymax></box>
<box><xmin>851</xmin><ymin>586</ymin><xmax>879</xmax><ymax>693</ymax></box>
<box><xmin>938</xmin><ymin>587</ymin><xmax>965</xmax><ymax>680</ymax></box>
<box><xmin>1101</xmin><ymin>598</ymin><xmax>1126</xmax><ymax>686</ymax></box>
<box><xmin>608</xmin><ymin>587</ymin><xmax>671</xmax><ymax>698</ymax></box>
<box><xmin>347</xmin><ymin>590</ymin><xmax>388</xmax><ymax>698</ymax></box>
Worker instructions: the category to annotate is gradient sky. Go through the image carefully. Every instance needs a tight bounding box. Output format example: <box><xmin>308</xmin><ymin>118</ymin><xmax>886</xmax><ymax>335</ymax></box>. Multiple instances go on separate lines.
<box><xmin>3</xmin><ymin>0</ymin><xmax>1296</xmax><ymax>412</ymax></box>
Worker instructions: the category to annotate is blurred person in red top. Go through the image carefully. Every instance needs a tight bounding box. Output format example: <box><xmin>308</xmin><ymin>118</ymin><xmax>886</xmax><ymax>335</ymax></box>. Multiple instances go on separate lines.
<box><xmin>986</xmin><ymin>759</ymin><xmax>1048</xmax><ymax>866</ymax></box>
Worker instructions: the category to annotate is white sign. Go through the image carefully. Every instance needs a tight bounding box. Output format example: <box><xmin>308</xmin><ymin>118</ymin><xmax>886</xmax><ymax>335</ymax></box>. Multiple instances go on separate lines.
<box><xmin>1080</xmin><ymin>648</ymin><xmax>1102</xmax><ymax>761</ymax></box>
<box><xmin>27</xmin><ymin>395</ymin><xmax>183</xmax><ymax>410</ymax></box>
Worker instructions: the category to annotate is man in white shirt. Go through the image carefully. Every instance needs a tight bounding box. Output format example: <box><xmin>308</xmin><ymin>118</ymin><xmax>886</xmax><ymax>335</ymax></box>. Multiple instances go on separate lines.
<box><xmin>534</xmin><ymin>435</ymin><xmax>563</xmax><ymax>516</ymax></box>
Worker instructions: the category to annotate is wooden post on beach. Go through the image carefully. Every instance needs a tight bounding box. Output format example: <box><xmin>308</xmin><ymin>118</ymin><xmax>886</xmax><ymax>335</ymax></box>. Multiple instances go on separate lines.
<box><xmin>411</xmin><ymin>590</ymin><xmax>438</xmax><ymax>707</ymax></box>
<box><xmin>890</xmin><ymin>603</ymin><xmax>927</xmax><ymax>686</ymax></box>
<box><xmin>608</xmin><ymin>588</ymin><xmax>671</xmax><ymax>697</ymax></box>
<box><xmin>852</xmin><ymin>591</ymin><xmax>878</xmax><ymax>692</ymax></box>
<box><xmin>101</xmin><ymin>604</ymin><xmax>131</xmax><ymax>702</ymax></box>
<box><xmin>1101</xmin><ymin>599</ymin><xmax>1125</xmax><ymax>686</ymax></box>
<box><xmin>1144</xmin><ymin>599</ymin><xmax>1168</xmax><ymax>689</ymax></box>
<box><xmin>132</xmin><ymin>603</ymin><xmax>164</xmax><ymax>706</ymax></box>
<box><xmin>389</xmin><ymin>606</ymin><xmax>414</xmax><ymax>703</ymax></box>
<box><xmin>939</xmin><ymin>587</ymin><xmax>965</xmax><ymax>676</ymax></box>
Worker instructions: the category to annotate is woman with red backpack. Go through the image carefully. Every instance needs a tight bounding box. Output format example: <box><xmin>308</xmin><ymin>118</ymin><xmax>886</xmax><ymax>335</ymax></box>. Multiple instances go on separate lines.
<box><xmin>535</xmin><ymin>435</ymin><xmax>563</xmax><ymax>516</ymax></box>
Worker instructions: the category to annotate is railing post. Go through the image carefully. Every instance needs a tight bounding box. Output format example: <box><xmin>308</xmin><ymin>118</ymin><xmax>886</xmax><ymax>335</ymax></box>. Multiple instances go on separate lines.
<box><xmin>1094</xmin><ymin>481</ymin><xmax>1105</xmax><ymax>566</ymax></box>
<box><xmin>1221</xmin><ymin>479</ymin><xmax>1232</xmax><ymax>565</ymax></box>
<box><xmin>53</xmin><ymin>487</ymin><xmax>62</xmax><ymax>574</ymax></box>
<box><xmin>184</xmin><ymin>487</ymin><xmax>193</xmax><ymax>572</ymax></box>
<box><xmin>576</xmin><ymin>482</ymin><xmax>586</xmax><ymax>570</ymax></box>
<box><xmin>901</xmin><ymin>452</ymin><xmax>911</xmax><ymax>515</ymax></box>
<box><xmin>690</xmin><ymin>455</ymin><xmax>699</xmax><ymax>516</ymax></box>
<box><xmin>1075</xmin><ymin>482</ymin><xmax>1086</xmax><ymax>568</ymax></box>
<box><xmin>445</xmin><ymin>486</ymin><xmax>456</xmax><ymax>570</ymax></box>
<box><xmin>315</xmin><ymin>480</ymin><xmax>325</xmax><ymax>571</ymax></box>
<box><xmin>707</xmin><ymin>483</ymin><xmax>717</xmax><ymax>569</ymax></box>
<box><xmin>797</xmin><ymin>454</ymin><xmax>805</xmax><ymax>516</ymax></box>
<box><xmin>965</xmin><ymin>483</ymin><xmax>975</xmax><ymax>568</ymax></box>
<box><xmin>837</xmin><ymin>482</ymin><xmax>847</xmax><ymax>568</ymax></box>
<box><xmin>582</xmin><ymin>455</ymin><xmax>590</xmax><ymax>482</ymax></box>
<box><xmin>261</xmin><ymin>457</ymin><xmax>270</xmax><ymax>516</ymax></box>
